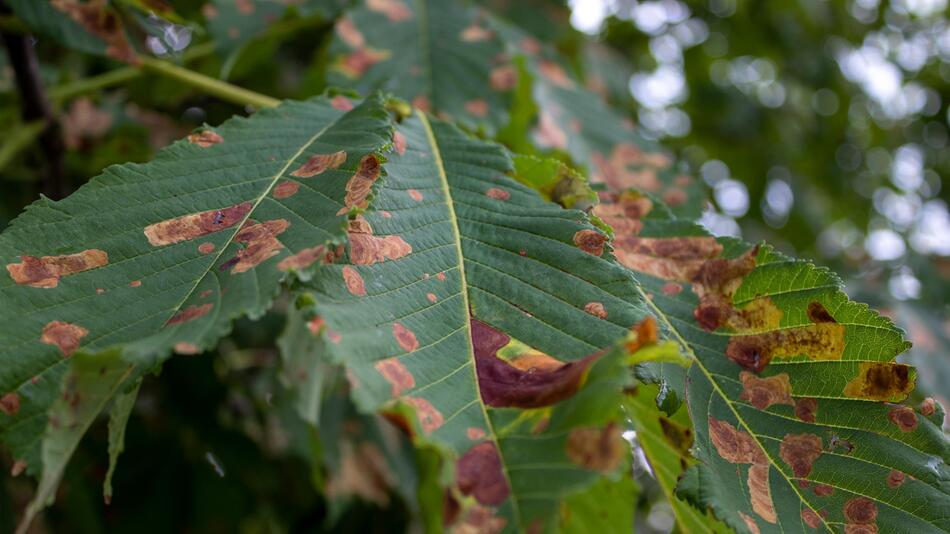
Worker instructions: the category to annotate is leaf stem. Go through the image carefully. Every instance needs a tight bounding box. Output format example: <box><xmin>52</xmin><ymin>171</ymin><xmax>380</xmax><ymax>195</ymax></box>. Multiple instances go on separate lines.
<box><xmin>139</xmin><ymin>55</ymin><xmax>280</xmax><ymax>109</ymax></box>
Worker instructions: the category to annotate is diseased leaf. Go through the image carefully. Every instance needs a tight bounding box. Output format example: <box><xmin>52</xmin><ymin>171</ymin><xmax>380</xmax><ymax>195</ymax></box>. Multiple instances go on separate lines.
<box><xmin>596</xmin><ymin>189</ymin><xmax>950</xmax><ymax>534</ymax></box>
<box><xmin>580</xmin><ymin>42</ymin><xmax>635</xmax><ymax>107</ymax></box>
<box><xmin>0</xmin><ymin>95</ymin><xmax>392</xmax><ymax>514</ymax></box>
<box><xmin>103</xmin><ymin>379</ymin><xmax>140</xmax><ymax>506</ymax></box>
<box><xmin>277</xmin><ymin>303</ymin><xmax>335</xmax><ymax>426</ymax></box>
<box><xmin>299</xmin><ymin>110</ymin><xmax>660</xmax><ymax>531</ymax></box>
<box><xmin>7</xmin><ymin>0</ymin><xmax>138</xmax><ymax>63</ymax></box>
<box><xmin>328</xmin><ymin>0</ymin><xmax>514</xmax><ymax>134</ymax></box>
<box><xmin>205</xmin><ymin>0</ymin><xmax>345</xmax><ymax>54</ymax></box>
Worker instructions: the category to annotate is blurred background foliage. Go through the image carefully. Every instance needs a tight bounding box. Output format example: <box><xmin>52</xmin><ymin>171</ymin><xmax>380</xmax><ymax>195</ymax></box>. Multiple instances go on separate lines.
<box><xmin>0</xmin><ymin>0</ymin><xmax>946</xmax><ymax>532</ymax></box>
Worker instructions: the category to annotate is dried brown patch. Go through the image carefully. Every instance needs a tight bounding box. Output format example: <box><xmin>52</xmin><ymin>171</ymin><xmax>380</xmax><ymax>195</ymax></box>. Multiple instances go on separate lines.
<box><xmin>331</xmin><ymin>95</ymin><xmax>354</xmax><ymax>111</ymax></box>
<box><xmin>307</xmin><ymin>316</ymin><xmax>325</xmax><ymax>336</ymax></box>
<box><xmin>465</xmin><ymin>99</ymin><xmax>489</xmax><ymax>117</ymax></box>
<box><xmin>375</xmin><ymin>357</ymin><xmax>415</xmax><ymax>396</ymax></box>
<box><xmin>802</xmin><ymin>508</ymin><xmax>823</xmax><ymax>529</ymax></box>
<box><xmin>273</xmin><ymin>180</ymin><xmax>300</xmax><ymax>199</ymax></box>
<box><xmin>779</xmin><ymin>433</ymin><xmax>822</xmax><ymax>479</ymax></box>
<box><xmin>739</xmin><ymin>372</ymin><xmax>794</xmax><ymax>410</ymax></box>
<box><xmin>460</xmin><ymin>22</ymin><xmax>492</xmax><ymax>42</ymax></box>
<box><xmin>235</xmin><ymin>0</ymin><xmax>254</xmax><ymax>15</ymax></box>
<box><xmin>51</xmin><ymin>0</ymin><xmax>137</xmax><ymax>63</ymax></box>
<box><xmin>342</xmin><ymin>266</ymin><xmax>367</xmax><ymax>296</ymax></box>
<box><xmin>392</xmin><ymin>322</ymin><xmax>419</xmax><ymax>352</ymax></box>
<box><xmin>490</xmin><ymin>64</ymin><xmax>518</xmax><ymax>91</ymax></box>
<box><xmin>338</xmin><ymin>48</ymin><xmax>391</xmax><ymax>78</ymax></box>
<box><xmin>591</xmin><ymin>143</ymin><xmax>669</xmax><ymax>191</ymax></box>
<box><xmin>290</xmin><ymin>151</ymin><xmax>347</xmax><ymax>178</ymax></box>
<box><xmin>144</xmin><ymin>202</ymin><xmax>252</xmax><ymax>247</ymax></box>
<box><xmin>198</xmin><ymin>242</ymin><xmax>215</xmax><ymax>254</ymax></box>
<box><xmin>843</xmin><ymin>497</ymin><xmax>878</xmax><ymax>525</ymax></box>
<box><xmin>174</xmin><ymin>342</ymin><xmax>200</xmax><ymax>355</ymax></box>
<box><xmin>167</xmin><ymin>303</ymin><xmax>213</xmax><ymax>326</ymax></box>
<box><xmin>566</xmin><ymin>422</ymin><xmax>624</xmax><ymax>472</ymax></box>
<box><xmin>278</xmin><ymin>245</ymin><xmax>336</xmax><ymax>272</ymax></box>
<box><xmin>187</xmin><ymin>130</ymin><xmax>223</xmax><ymax>147</ymax></box>
<box><xmin>436</xmin><ymin>272</ymin><xmax>446</xmax><ymax>281</ymax></box>
<box><xmin>41</xmin><ymin>321</ymin><xmax>89</xmax><ymax>357</ymax></box>
<box><xmin>748</xmin><ymin>464</ymin><xmax>776</xmax><ymax>523</ymax></box>
<box><xmin>538</xmin><ymin>60</ymin><xmax>573</xmax><ymax>88</ymax></box>
<box><xmin>338</xmin><ymin>154</ymin><xmax>381</xmax><ymax>213</ymax></box>
<box><xmin>886</xmin><ymin>469</ymin><xmax>905</xmax><ymax>488</ymax></box>
<box><xmin>326</xmin><ymin>441</ymin><xmax>395</xmax><ymax>506</ymax></box>
<box><xmin>843</xmin><ymin>363</ymin><xmax>914</xmax><ymax>402</ymax></box>
<box><xmin>8</xmin><ymin>249</ymin><xmax>108</xmax><ymax>288</ymax></box>
<box><xmin>392</xmin><ymin>131</ymin><xmax>407</xmax><ymax>155</ymax></box>
<box><xmin>229</xmin><ymin>219</ymin><xmax>289</xmax><ymax>273</ymax></box>
<box><xmin>10</xmin><ymin>459</ymin><xmax>26</xmax><ymax>477</ymax></box>
<box><xmin>726</xmin><ymin>322</ymin><xmax>845</xmax><ymax>374</ymax></box>
<box><xmin>412</xmin><ymin>95</ymin><xmax>431</xmax><ymax>112</ymax></box>
<box><xmin>738</xmin><ymin>512</ymin><xmax>760</xmax><ymax>534</ymax></box>
<box><xmin>661</xmin><ymin>282</ymin><xmax>682</xmax><ymax>295</ymax></box>
<box><xmin>467</xmin><ymin>427</ymin><xmax>486</xmax><ymax>440</ymax></box>
<box><xmin>407</xmin><ymin>189</ymin><xmax>424</xmax><ymax>202</ymax></box>
<box><xmin>807</xmin><ymin>301</ymin><xmax>836</xmax><ymax>323</ymax></box>
<box><xmin>887</xmin><ymin>405</ymin><xmax>918</xmax><ymax>432</ymax></box>
<box><xmin>573</xmin><ymin>229</ymin><xmax>608</xmax><ymax>256</ymax></box>
<box><xmin>795</xmin><ymin>398</ymin><xmax>818</xmax><ymax>423</ymax></box>
<box><xmin>663</xmin><ymin>188</ymin><xmax>687</xmax><ymax>206</ymax></box>
<box><xmin>813</xmin><ymin>483</ymin><xmax>834</xmax><ymax>497</ymax></box>
<box><xmin>457</xmin><ymin>442</ymin><xmax>510</xmax><ymax>506</ymax></box>
<box><xmin>919</xmin><ymin>397</ymin><xmax>937</xmax><ymax>416</ymax></box>
<box><xmin>583</xmin><ymin>302</ymin><xmax>608</xmax><ymax>319</ymax></box>
<box><xmin>348</xmin><ymin>219</ymin><xmax>412</xmax><ymax>265</ymax></box>
<box><xmin>708</xmin><ymin>417</ymin><xmax>764</xmax><ymax>464</ymax></box>
<box><xmin>129</xmin><ymin>280</ymin><xmax>141</xmax><ymax>287</ymax></box>
<box><xmin>485</xmin><ymin>187</ymin><xmax>510</xmax><ymax>201</ymax></box>
<box><xmin>0</xmin><ymin>392</ymin><xmax>20</xmax><ymax>416</ymax></box>
<box><xmin>404</xmin><ymin>396</ymin><xmax>443</xmax><ymax>433</ymax></box>
<box><xmin>426</xmin><ymin>292</ymin><xmax>437</xmax><ymax>303</ymax></box>
<box><xmin>367</xmin><ymin>0</ymin><xmax>411</xmax><ymax>21</ymax></box>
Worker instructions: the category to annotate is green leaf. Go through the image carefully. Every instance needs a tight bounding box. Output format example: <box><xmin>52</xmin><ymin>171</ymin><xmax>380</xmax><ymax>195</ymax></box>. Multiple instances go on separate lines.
<box><xmin>580</xmin><ymin>42</ymin><xmax>635</xmax><ymax>108</ymax></box>
<box><xmin>558</xmin><ymin>472</ymin><xmax>638</xmax><ymax>533</ymax></box>
<box><xmin>598</xmin><ymin>192</ymin><xmax>950</xmax><ymax>533</ymax></box>
<box><xmin>103</xmin><ymin>379</ymin><xmax>140</xmax><ymax>506</ymax></box>
<box><xmin>299</xmin><ymin>110</ymin><xmax>656</xmax><ymax>531</ymax></box>
<box><xmin>328</xmin><ymin>0</ymin><xmax>514</xmax><ymax>134</ymax></box>
<box><xmin>206</xmin><ymin>0</ymin><xmax>344</xmax><ymax>54</ymax></box>
<box><xmin>0</xmin><ymin>94</ymin><xmax>392</xmax><ymax>514</ymax></box>
<box><xmin>6</xmin><ymin>0</ymin><xmax>138</xmax><ymax>63</ymax></box>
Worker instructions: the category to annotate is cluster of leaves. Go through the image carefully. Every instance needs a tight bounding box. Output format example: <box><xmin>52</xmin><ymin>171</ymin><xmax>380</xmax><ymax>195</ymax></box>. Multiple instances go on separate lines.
<box><xmin>0</xmin><ymin>1</ymin><xmax>947</xmax><ymax>533</ymax></box>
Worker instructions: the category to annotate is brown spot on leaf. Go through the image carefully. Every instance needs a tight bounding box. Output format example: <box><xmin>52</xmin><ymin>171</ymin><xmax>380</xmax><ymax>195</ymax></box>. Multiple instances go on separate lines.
<box><xmin>41</xmin><ymin>321</ymin><xmax>89</xmax><ymax>357</ymax></box>
<box><xmin>187</xmin><ymin>130</ymin><xmax>223</xmax><ymax>147</ymax></box>
<box><xmin>342</xmin><ymin>266</ymin><xmax>367</xmax><ymax>296</ymax></box>
<box><xmin>393</xmin><ymin>131</ymin><xmax>407</xmax><ymax>155</ymax></box>
<box><xmin>229</xmin><ymin>219</ymin><xmax>289</xmax><ymax>273</ymax></box>
<box><xmin>919</xmin><ymin>397</ymin><xmax>937</xmax><ymax>416</ymax></box>
<box><xmin>392</xmin><ymin>322</ymin><xmax>419</xmax><ymax>352</ymax></box>
<box><xmin>591</xmin><ymin>143</ymin><xmax>668</xmax><ymax>191</ymax></box>
<box><xmin>167</xmin><ymin>303</ymin><xmax>213</xmax><ymax>326</ymax></box>
<box><xmin>277</xmin><ymin>245</ymin><xmax>336</xmax><ymax>272</ymax></box>
<box><xmin>0</xmin><ymin>393</ymin><xmax>20</xmax><ymax>416</ymax></box>
<box><xmin>326</xmin><ymin>442</ymin><xmax>395</xmax><ymax>506</ymax></box>
<box><xmin>235</xmin><ymin>0</ymin><xmax>254</xmax><ymax>14</ymax></box>
<box><xmin>583</xmin><ymin>302</ymin><xmax>608</xmax><ymax>319</ymax></box>
<box><xmin>367</xmin><ymin>0</ymin><xmax>411</xmax><ymax>21</ymax></box>
<box><xmin>813</xmin><ymin>483</ymin><xmax>834</xmax><ymax>496</ymax></box>
<box><xmin>338</xmin><ymin>154</ymin><xmax>381</xmax><ymax>213</ymax></box>
<box><xmin>405</xmin><ymin>396</ymin><xmax>443</xmax><ymax>433</ymax></box>
<box><xmin>708</xmin><ymin>417</ymin><xmax>765</xmax><ymax>464</ymax></box>
<box><xmin>436</xmin><ymin>272</ymin><xmax>446</xmax><ymax>281</ymax></box>
<box><xmin>407</xmin><ymin>189</ymin><xmax>424</xmax><ymax>201</ymax></box>
<box><xmin>566</xmin><ymin>422</ymin><xmax>624</xmax><ymax>472</ymax></box>
<box><xmin>338</xmin><ymin>48</ymin><xmax>391</xmax><ymax>78</ymax></box>
<box><xmin>802</xmin><ymin>508</ymin><xmax>823</xmax><ymax>529</ymax></box>
<box><xmin>426</xmin><ymin>292</ymin><xmax>437</xmax><ymax>303</ymax></box>
<box><xmin>375</xmin><ymin>357</ymin><xmax>414</xmax><ymax>396</ymax></box>
<box><xmin>485</xmin><ymin>187</ymin><xmax>510</xmax><ymax>201</ymax></box>
<box><xmin>455</xmin><ymin>504</ymin><xmax>507</xmax><ymax>534</ymax></box>
<box><xmin>198</xmin><ymin>242</ymin><xmax>215</xmax><ymax>254</ymax></box>
<box><xmin>349</xmin><ymin>232</ymin><xmax>412</xmax><ymax>265</ymax></box>
<box><xmin>843</xmin><ymin>497</ymin><xmax>877</xmax><ymax>525</ymax></box>
<box><xmin>174</xmin><ymin>342</ymin><xmax>200</xmax><ymax>355</ymax></box>
<box><xmin>7</xmin><ymin>249</ymin><xmax>108</xmax><ymax>288</ymax></box>
<box><xmin>807</xmin><ymin>301</ymin><xmax>836</xmax><ymax>323</ymax></box>
<box><xmin>739</xmin><ymin>372</ymin><xmax>794</xmax><ymax>410</ymax></box>
<box><xmin>538</xmin><ymin>60</ymin><xmax>573</xmax><ymax>88</ymax></box>
<box><xmin>457</xmin><ymin>442</ymin><xmax>510</xmax><ymax>505</ymax></box>
<box><xmin>748</xmin><ymin>464</ymin><xmax>777</xmax><ymax>523</ymax></box>
<box><xmin>663</xmin><ymin>188</ymin><xmax>687</xmax><ymax>206</ymax></box>
<box><xmin>465</xmin><ymin>99</ymin><xmax>489</xmax><ymax>117</ymax></box>
<box><xmin>573</xmin><ymin>229</ymin><xmax>608</xmax><ymax>256</ymax></box>
<box><xmin>795</xmin><ymin>398</ymin><xmax>818</xmax><ymax>423</ymax></box>
<box><xmin>780</xmin><ymin>433</ymin><xmax>823</xmax><ymax>479</ymax></box>
<box><xmin>887</xmin><ymin>405</ymin><xmax>918</xmax><ymax>432</ymax></box>
<box><xmin>51</xmin><ymin>0</ymin><xmax>137</xmax><ymax>63</ymax></box>
<box><xmin>843</xmin><ymin>363</ymin><xmax>913</xmax><ymax>401</ymax></box>
<box><xmin>738</xmin><ymin>512</ymin><xmax>761</xmax><ymax>534</ymax></box>
<box><xmin>331</xmin><ymin>95</ymin><xmax>354</xmax><ymax>111</ymax></box>
<box><xmin>129</xmin><ymin>280</ymin><xmax>141</xmax><ymax>287</ymax></box>
<box><xmin>490</xmin><ymin>64</ymin><xmax>518</xmax><ymax>91</ymax></box>
<box><xmin>661</xmin><ymin>282</ymin><xmax>682</xmax><ymax>295</ymax></box>
<box><xmin>460</xmin><ymin>22</ymin><xmax>492</xmax><ymax>42</ymax></box>
<box><xmin>10</xmin><ymin>459</ymin><xmax>26</xmax><ymax>477</ymax></box>
<box><xmin>726</xmin><ymin>322</ymin><xmax>845</xmax><ymax>374</ymax></box>
<box><xmin>273</xmin><ymin>180</ymin><xmax>299</xmax><ymax>199</ymax></box>
<box><xmin>471</xmin><ymin>319</ymin><xmax>605</xmax><ymax>408</ymax></box>
<box><xmin>144</xmin><ymin>202</ymin><xmax>252</xmax><ymax>247</ymax></box>
<box><xmin>412</xmin><ymin>95</ymin><xmax>431</xmax><ymax>112</ymax></box>
<box><xmin>290</xmin><ymin>151</ymin><xmax>347</xmax><ymax>178</ymax></box>
<box><xmin>887</xmin><ymin>469</ymin><xmax>905</xmax><ymax>488</ymax></box>
<box><xmin>467</xmin><ymin>427</ymin><xmax>486</xmax><ymax>440</ymax></box>
<box><xmin>336</xmin><ymin>17</ymin><xmax>364</xmax><ymax>48</ymax></box>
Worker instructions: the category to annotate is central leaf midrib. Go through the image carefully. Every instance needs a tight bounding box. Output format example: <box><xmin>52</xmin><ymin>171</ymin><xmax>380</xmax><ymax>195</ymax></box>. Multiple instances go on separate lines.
<box><xmin>416</xmin><ymin>110</ymin><xmax>524</xmax><ymax>527</ymax></box>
